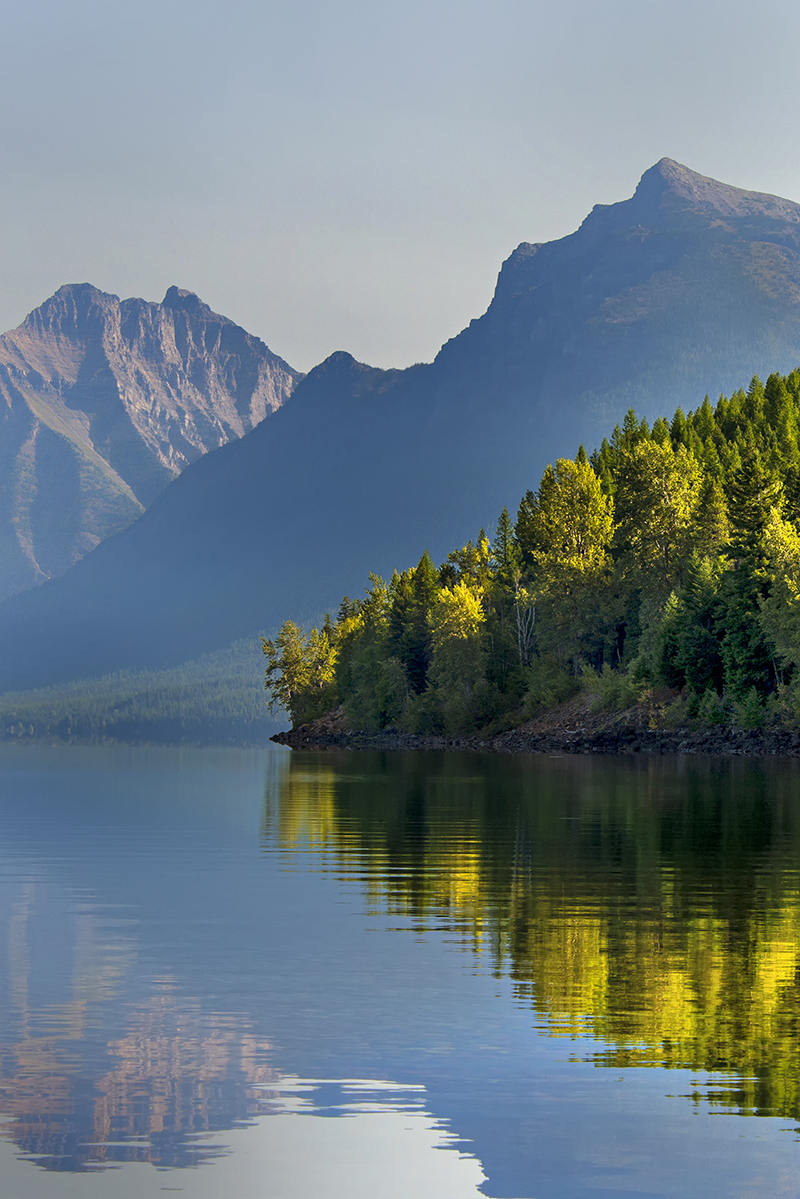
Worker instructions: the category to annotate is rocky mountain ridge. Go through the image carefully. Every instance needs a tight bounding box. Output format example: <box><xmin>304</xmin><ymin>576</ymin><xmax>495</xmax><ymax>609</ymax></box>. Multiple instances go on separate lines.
<box><xmin>0</xmin><ymin>284</ymin><xmax>300</xmax><ymax>598</ymax></box>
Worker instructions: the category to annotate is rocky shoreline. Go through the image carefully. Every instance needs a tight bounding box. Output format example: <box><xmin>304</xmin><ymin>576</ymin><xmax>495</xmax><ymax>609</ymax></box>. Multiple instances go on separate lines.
<box><xmin>271</xmin><ymin>698</ymin><xmax>800</xmax><ymax>758</ymax></box>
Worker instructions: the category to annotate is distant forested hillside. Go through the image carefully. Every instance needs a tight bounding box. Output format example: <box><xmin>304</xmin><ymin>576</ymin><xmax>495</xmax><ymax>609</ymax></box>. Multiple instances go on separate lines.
<box><xmin>0</xmin><ymin>640</ymin><xmax>279</xmax><ymax>745</ymax></box>
<box><xmin>266</xmin><ymin>369</ymin><xmax>800</xmax><ymax>734</ymax></box>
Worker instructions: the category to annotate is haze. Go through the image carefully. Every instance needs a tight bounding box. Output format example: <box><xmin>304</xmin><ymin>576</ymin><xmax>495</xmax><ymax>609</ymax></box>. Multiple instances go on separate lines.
<box><xmin>2</xmin><ymin>0</ymin><xmax>800</xmax><ymax>371</ymax></box>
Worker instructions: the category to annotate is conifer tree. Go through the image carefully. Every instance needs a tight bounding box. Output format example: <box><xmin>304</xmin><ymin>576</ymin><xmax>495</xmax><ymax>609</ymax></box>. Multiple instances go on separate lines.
<box><xmin>651</xmin><ymin>417</ymin><xmax>671</xmax><ymax>446</ymax></box>
<box><xmin>491</xmin><ymin>508</ymin><xmax>520</xmax><ymax>590</ymax></box>
<box><xmin>391</xmin><ymin>551</ymin><xmax>438</xmax><ymax>694</ymax></box>
<box><xmin>670</xmin><ymin>407</ymin><xmax>688</xmax><ymax>449</ymax></box>
<box><xmin>719</xmin><ymin>447</ymin><xmax>782</xmax><ymax>697</ymax></box>
<box><xmin>694</xmin><ymin>396</ymin><xmax>715</xmax><ymax>441</ymax></box>
<box><xmin>678</xmin><ymin>554</ymin><xmax>725</xmax><ymax>695</ymax></box>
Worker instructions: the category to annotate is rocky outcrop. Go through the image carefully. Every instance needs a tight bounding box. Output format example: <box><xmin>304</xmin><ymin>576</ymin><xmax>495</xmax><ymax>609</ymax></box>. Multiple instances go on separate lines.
<box><xmin>0</xmin><ymin>284</ymin><xmax>300</xmax><ymax>599</ymax></box>
<box><xmin>271</xmin><ymin>695</ymin><xmax>800</xmax><ymax>759</ymax></box>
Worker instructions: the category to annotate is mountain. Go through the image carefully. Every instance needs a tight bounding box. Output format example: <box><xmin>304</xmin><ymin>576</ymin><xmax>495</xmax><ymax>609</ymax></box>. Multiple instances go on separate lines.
<box><xmin>3</xmin><ymin>157</ymin><xmax>800</xmax><ymax>691</ymax></box>
<box><xmin>0</xmin><ymin>283</ymin><xmax>300</xmax><ymax>599</ymax></box>
<box><xmin>442</xmin><ymin>157</ymin><xmax>800</xmax><ymax>429</ymax></box>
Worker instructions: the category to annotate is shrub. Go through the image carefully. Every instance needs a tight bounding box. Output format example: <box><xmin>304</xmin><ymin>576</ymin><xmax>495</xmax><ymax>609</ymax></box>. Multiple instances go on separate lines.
<box><xmin>521</xmin><ymin>656</ymin><xmax>579</xmax><ymax>717</ymax></box>
<box><xmin>584</xmin><ymin>664</ymin><xmax>642</xmax><ymax>712</ymax></box>
<box><xmin>696</xmin><ymin>687</ymin><xmax>729</xmax><ymax>726</ymax></box>
<box><xmin>732</xmin><ymin>688</ymin><xmax>765</xmax><ymax>730</ymax></box>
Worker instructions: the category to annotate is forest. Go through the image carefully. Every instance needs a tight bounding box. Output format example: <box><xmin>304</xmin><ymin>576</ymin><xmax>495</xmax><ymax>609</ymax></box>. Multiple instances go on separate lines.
<box><xmin>263</xmin><ymin>369</ymin><xmax>800</xmax><ymax>735</ymax></box>
<box><xmin>0</xmin><ymin>639</ymin><xmax>276</xmax><ymax>744</ymax></box>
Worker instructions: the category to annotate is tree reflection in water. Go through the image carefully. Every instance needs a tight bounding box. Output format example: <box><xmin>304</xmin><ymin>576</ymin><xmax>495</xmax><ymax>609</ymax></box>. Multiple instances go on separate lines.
<box><xmin>269</xmin><ymin>751</ymin><xmax>800</xmax><ymax>1125</ymax></box>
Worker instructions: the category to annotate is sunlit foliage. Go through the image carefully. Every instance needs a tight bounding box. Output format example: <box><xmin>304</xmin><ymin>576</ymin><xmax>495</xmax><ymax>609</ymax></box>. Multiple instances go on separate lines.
<box><xmin>272</xmin><ymin>752</ymin><xmax>800</xmax><ymax>1123</ymax></box>
<box><xmin>266</xmin><ymin>368</ymin><xmax>800</xmax><ymax>731</ymax></box>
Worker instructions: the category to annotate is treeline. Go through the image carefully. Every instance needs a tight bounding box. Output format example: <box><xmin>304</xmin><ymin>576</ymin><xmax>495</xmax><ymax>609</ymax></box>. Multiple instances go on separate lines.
<box><xmin>264</xmin><ymin>369</ymin><xmax>800</xmax><ymax>734</ymax></box>
<box><xmin>0</xmin><ymin>640</ymin><xmax>278</xmax><ymax>745</ymax></box>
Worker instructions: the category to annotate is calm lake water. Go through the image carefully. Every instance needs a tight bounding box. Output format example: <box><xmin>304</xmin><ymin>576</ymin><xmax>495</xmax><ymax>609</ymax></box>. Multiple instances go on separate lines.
<box><xmin>1</xmin><ymin>744</ymin><xmax>799</xmax><ymax>1198</ymax></box>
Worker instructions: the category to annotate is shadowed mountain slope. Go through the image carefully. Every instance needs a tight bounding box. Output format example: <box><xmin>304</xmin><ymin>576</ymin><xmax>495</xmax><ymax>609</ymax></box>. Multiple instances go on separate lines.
<box><xmin>3</xmin><ymin>158</ymin><xmax>800</xmax><ymax>689</ymax></box>
<box><xmin>0</xmin><ymin>284</ymin><xmax>300</xmax><ymax>599</ymax></box>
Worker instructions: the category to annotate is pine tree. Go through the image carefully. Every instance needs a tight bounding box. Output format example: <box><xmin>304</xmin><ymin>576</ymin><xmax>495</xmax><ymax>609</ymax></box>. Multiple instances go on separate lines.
<box><xmin>694</xmin><ymin>477</ymin><xmax>729</xmax><ymax>556</ymax></box>
<box><xmin>719</xmin><ymin>447</ymin><xmax>782</xmax><ymax>697</ymax></box>
<box><xmin>670</xmin><ymin>407</ymin><xmax>688</xmax><ymax>449</ymax></box>
<box><xmin>390</xmin><ymin>551</ymin><xmax>439</xmax><ymax>694</ymax></box>
<box><xmin>694</xmin><ymin>396</ymin><xmax>715</xmax><ymax>441</ymax></box>
<box><xmin>783</xmin><ymin>465</ymin><xmax>800</xmax><ymax>527</ymax></box>
<box><xmin>678</xmin><ymin>554</ymin><xmax>725</xmax><ymax>695</ymax></box>
<box><xmin>651</xmin><ymin>416</ymin><xmax>671</xmax><ymax>446</ymax></box>
<box><xmin>726</xmin><ymin>446</ymin><xmax>781</xmax><ymax>575</ymax></box>
<box><xmin>491</xmin><ymin>508</ymin><xmax>520</xmax><ymax>590</ymax></box>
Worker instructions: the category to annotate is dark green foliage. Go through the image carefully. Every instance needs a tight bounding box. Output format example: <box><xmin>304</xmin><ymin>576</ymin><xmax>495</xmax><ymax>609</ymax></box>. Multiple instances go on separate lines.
<box><xmin>387</xmin><ymin>552</ymin><xmax>438</xmax><ymax>694</ymax></box>
<box><xmin>485</xmin><ymin>509</ymin><xmax>525</xmax><ymax>693</ymax></box>
<box><xmin>680</xmin><ymin>556</ymin><xmax>726</xmax><ymax>695</ymax></box>
<box><xmin>659</xmin><ymin>557</ymin><xmax>725</xmax><ymax>695</ymax></box>
<box><xmin>726</xmin><ymin>447</ymin><xmax>781</xmax><ymax>573</ymax></box>
<box><xmin>491</xmin><ymin>508</ymin><xmax>520</xmax><ymax>590</ymax></box>
<box><xmin>733</xmin><ymin>688</ymin><xmax>766</xmax><ymax>730</ymax></box>
<box><xmin>718</xmin><ymin>448</ymin><xmax>782</xmax><ymax>697</ymax></box>
<box><xmin>782</xmin><ymin>464</ymin><xmax>800</xmax><ymax>525</ymax></box>
<box><xmin>336</xmin><ymin>576</ymin><xmax>401</xmax><ymax>729</ymax></box>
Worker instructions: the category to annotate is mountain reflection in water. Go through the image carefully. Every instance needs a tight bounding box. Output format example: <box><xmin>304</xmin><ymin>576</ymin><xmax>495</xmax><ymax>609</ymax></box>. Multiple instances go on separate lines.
<box><xmin>0</xmin><ymin>745</ymin><xmax>799</xmax><ymax>1197</ymax></box>
<box><xmin>271</xmin><ymin>751</ymin><xmax>800</xmax><ymax>1125</ymax></box>
<box><xmin>1</xmin><ymin>917</ymin><xmax>274</xmax><ymax>1170</ymax></box>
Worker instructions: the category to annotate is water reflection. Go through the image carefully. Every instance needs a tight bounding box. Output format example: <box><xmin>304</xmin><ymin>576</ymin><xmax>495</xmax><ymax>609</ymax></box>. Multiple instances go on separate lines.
<box><xmin>270</xmin><ymin>751</ymin><xmax>800</xmax><ymax>1125</ymax></box>
<box><xmin>0</xmin><ymin>1079</ymin><xmax>487</xmax><ymax>1198</ymax></box>
<box><xmin>2</xmin><ymin>745</ymin><xmax>800</xmax><ymax>1196</ymax></box>
<box><xmin>1</xmin><ymin>914</ymin><xmax>273</xmax><ymax>1172</ymax></box>
<box><xmin>0</xmin><ymin>745</ymin><xmax>488</xmax><ymax>1189</ymax></box>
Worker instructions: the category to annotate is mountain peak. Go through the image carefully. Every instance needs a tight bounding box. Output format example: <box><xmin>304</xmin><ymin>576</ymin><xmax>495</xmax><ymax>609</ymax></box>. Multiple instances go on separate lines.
<box><xmin>632</xmin><ymin>157</ymin><xmax>800</xmax><ymax>221</ymax></box>
<box><xmin>300</xmin><ymin>351</ymin><xmax>397</xmax><ymax>405</ymax></box>
<box><xmin>0</xmin><ymin>282</ymin><xmax>301</xmax><ymax>601</ymax></box>
<box><xmin>8</xmin><ymin>160</ymin><xmax>800</xmax><ymax>686</ymax></box>
<box><xmin>17</xmin><ymin>282</ymin><xmax>121</xmax><ymax>338</ymax></box>
<box><xmin>51</xmin><ymin>281</ymin><xmax>114</xmax><ymax>301</ymax></box>
<box><xmin>161</xmin><ymin>286</ymin><xmax>219</xmax><ymax>321</ymax></box>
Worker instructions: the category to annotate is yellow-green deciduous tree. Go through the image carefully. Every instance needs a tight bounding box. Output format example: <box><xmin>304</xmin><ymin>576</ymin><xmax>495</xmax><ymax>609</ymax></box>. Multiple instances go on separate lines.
<box><xmin>517</xmin><ymin>457</ymin><xmax>615</xmax><ymax>668</ymax></box>
<box><xmin>262</xmin><ymin>618</ymin><xmax>338</xmax><ymax>727</ymax></box>
<box><xmin>614</xmin><ymin>442</ymin><xmax>702</xmax><ymax>590</ymax></box>
<box><xmin>519</xmin><ymin>457</ymin><xmax>615</xmax><ymax>575</ymax></box>
<box><xmin>428</xmin><ymin>581</ymin><xmax>487</xmax><ymax>732</ymax></box>
<box><xmin>759</xmin><ymin>509</ymin><xmax>800</xmax><ymax>694</ymax></box>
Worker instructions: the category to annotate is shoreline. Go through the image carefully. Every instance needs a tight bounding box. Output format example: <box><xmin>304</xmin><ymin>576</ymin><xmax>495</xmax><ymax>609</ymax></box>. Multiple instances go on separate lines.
<box><xmin>270</xmin><ymin>697</ymin><xmax>800</xmax><ymax>758</ymax></box>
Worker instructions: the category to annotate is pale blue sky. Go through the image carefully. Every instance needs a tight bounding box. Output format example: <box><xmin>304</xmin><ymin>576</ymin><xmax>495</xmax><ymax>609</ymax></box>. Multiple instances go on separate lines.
<box><xmin>2</xmin><ymin>0</ymin><xmax>800</xmax><ymax>370</ymax></box>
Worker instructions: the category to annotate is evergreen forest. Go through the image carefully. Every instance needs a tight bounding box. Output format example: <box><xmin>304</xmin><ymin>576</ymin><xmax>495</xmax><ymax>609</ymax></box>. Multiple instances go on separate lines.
<box><xmin>264</xmin><ymin>369</ymin><xmax>800</xmax><ymax>735</ymax></box>
<box><xmin>0</xmin><ymin>640</ymin><xmax>277</xmax><ymax>745</ymax></box>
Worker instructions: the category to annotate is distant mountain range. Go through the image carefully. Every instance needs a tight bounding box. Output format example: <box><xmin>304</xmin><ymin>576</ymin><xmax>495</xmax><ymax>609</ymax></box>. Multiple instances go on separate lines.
<box><xmin>3</xmin><ymin>157</ymin><xmax>800</xmax><ymax>691</ymax></box>
<box><xmin>0</xmin><ymin>283</ymin><xmax>299</xmax><ymax>598</ymax></box>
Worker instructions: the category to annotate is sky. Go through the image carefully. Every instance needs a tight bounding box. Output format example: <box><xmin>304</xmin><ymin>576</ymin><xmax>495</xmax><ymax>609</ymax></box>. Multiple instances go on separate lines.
<box><xmin>2</xmin><ymin>0</ymin><xmax>800</xmax><ymax>372</ymax></box>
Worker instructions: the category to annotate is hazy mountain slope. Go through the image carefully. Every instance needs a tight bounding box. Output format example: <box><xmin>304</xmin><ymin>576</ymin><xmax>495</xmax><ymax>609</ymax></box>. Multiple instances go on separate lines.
<box><xmin>3</xmin><ymin>158</ymin><xmax>800</xmax><ymax>690</ymax></box>
<box><xmin>0</xmin><ymin>284</ymin><xmax>300</xmax><ymax>598</ymax></box>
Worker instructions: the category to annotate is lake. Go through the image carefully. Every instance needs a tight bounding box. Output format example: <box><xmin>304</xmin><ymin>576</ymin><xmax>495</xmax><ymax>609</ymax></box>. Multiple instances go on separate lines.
<box><xmin>0</xmin><ymin>744</ymin><xmax>799</xmax><ymax>1197</ymax></box>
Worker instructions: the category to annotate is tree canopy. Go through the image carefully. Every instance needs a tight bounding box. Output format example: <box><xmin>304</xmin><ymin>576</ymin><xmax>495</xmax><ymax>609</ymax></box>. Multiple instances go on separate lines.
<box><xmin>265</xmin><ymin>369</ymin><xmax>800</xmax><ymax>733</ymax></box>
